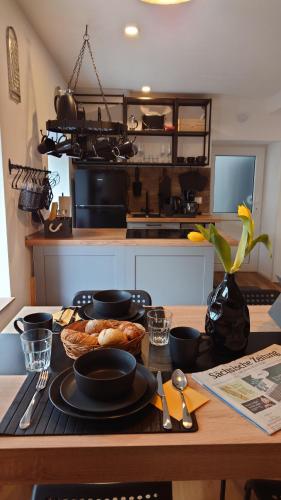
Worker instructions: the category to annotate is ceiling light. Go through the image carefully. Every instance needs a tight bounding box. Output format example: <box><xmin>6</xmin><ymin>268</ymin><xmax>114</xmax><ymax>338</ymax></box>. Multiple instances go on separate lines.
<box><xmin>124</xmin><ymin>25</ymin><xmax>139</xmax><ymax>37</ymax></box>
<box><xmin>142</xmin><ymin>86</ymin><xmax>151</xmax><ymax>93</ymax></box>
<box><xmin>140</xmin><ymin>0</ymin><xmax>191</xmax><ymax>4</ymax></box>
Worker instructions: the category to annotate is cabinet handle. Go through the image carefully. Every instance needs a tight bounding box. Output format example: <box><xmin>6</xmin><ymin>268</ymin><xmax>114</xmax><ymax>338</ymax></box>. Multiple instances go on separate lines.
<box><xmin>146</xmin><ymin>223</ymin><xmax>162</xmax><ymax>227</ymax></box>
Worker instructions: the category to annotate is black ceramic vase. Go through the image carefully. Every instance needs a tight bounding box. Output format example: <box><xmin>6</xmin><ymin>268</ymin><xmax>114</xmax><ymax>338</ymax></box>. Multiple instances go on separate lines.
<box><xmin>205</xmin><ymin>273</ymin><xmax>250</xmax><ymax>355</ymax></box>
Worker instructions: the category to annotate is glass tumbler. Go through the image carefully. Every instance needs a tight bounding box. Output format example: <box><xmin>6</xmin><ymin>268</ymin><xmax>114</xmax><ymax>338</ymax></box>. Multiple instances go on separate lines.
<box><xmin>147</xmin><ymin>309</ymin><xmax>173</xmax><ymax>346</ymax></box>
<box><xmin>20</xmin><ymin>328</ymin><xmax>52</xmax><ymax>372</ymax></box>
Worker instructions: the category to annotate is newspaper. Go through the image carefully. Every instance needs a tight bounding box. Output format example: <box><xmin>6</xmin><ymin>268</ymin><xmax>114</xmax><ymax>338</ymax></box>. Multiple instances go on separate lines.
<box><xmin>193</xmin><ymin>344</ymin><xmax>281</xmax><ymax>434</ymax></box>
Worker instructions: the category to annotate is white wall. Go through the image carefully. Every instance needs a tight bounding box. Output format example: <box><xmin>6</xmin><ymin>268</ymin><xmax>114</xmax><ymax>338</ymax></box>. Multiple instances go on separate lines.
<box><xmin>212</xmin><ymin>94</ymin><xmax>281</xmax><ymax>143</ymax></box>
<box><xmin>258</xmin><ymin>142</ymin><xmax>281</xmax><ymax>280</ymax></box>
<box><xmin>0</xmin><ymin>0</ymin><xmax>65</xmax><ymax>329</ymax></box>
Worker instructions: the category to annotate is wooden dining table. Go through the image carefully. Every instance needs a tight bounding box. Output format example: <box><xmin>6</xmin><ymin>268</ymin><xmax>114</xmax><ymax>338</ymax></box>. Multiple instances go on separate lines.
<box><xmin>0</xmin><ymin>305</ymin><xmax>281</xmax><ymax>486</ymax></box>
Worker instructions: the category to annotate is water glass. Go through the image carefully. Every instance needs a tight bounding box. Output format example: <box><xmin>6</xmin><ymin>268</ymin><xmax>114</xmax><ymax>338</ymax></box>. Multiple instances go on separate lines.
<box><xmin>147</xmin><ymin>309</ymin><xmax>173</xmax><ymax>346</ymax></box>
<box><xmin>20</xmin><ymin>328</ymin><xmax>52</xmax><ymax>372</ymax></box>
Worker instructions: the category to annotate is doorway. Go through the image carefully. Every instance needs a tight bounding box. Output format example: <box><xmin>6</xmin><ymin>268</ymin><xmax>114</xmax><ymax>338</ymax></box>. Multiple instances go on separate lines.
<box><xmin>211</xmin><ymin>145</ymin><xmax>265</xmax><ymax>271</ymax></box>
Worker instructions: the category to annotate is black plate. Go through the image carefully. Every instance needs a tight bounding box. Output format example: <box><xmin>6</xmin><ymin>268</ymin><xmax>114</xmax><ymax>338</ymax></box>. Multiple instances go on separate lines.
<box><xmin>60</xmin><ymin>366</ymin><xmax>147</xmax><ymax>413</ymax></box>
<box><xmin>49</xmin><ymin>364</ymin><xmax>157</xmax><ymax>420</ymax></box>
<box><xmin>79</xmin><ymin>302</ymin><xmax>145</xmax><ymax>322</ymax></box>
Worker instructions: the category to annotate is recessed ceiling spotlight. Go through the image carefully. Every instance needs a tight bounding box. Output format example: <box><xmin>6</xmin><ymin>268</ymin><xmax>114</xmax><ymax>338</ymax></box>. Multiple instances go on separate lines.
<box><xmin>124</xmin><ymin>25</ymin><xmax>139</xmax><ymax>37</ymax></box>
<box><xmin>142</xmin><ymin>85</ymin><xmax>151</xmax><ymax>93</ymax></box>
<box><xmin>140</xmin><ymin>0</ymin><xmax>191</xmax><ymax>4</ymax></box>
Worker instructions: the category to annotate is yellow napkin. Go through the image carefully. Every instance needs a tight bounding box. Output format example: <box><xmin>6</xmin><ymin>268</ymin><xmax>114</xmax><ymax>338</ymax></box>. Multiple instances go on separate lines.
<box><xmin>152</xmin><ymin>379</ymin><xmax>209</xmax><ymax>421</ymax></box>
<box><xmin>53</xmin><ymin>309</ymin><xmax>81</xmax><ymax>326</ymax></box>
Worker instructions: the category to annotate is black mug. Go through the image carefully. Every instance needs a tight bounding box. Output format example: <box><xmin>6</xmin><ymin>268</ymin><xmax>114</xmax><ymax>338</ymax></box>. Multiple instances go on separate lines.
<box><xmin>37</xmin><ymin>136</ymin><xmax>56</xmax><ymax>154</ymax></box>
<box><xmin>14</xmin><ymin>313</ymin><xmax>53</xmax><ymax>334</ymax></box>
<box><xmin>169</xmin><ymin>327</ymin><xmax>210</xmax><ymax>368</ymax></box>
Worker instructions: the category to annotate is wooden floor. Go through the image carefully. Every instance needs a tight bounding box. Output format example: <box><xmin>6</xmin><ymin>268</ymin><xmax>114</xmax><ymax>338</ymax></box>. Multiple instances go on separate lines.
<box><xmin>214</xmin><ymin>271</ymin><xmax>281</xmax><ymax>291</ymax></box>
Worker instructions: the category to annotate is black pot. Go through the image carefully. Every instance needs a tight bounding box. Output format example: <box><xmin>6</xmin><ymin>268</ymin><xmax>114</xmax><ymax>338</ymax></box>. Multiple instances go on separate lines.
<box><xmin>205</xmin><ymin>273</ymin><xmax>250</xmax><ymax>354</ymax></box>
<box><xmin>93</xmin><ymin>290</ymin><xmax>132</xmax><ymax>318</ymax></box>
<box><xmin>73</xmin><ymin>348</ymin><xmax>136</xmax><ymax>400</ymax></box>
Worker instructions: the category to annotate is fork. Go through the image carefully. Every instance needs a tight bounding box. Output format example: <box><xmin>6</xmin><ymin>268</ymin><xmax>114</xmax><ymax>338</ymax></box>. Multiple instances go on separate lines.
<box><xmin>19</xmin><ymin>370</ymin><xmax>49</xmax><ymax>430</ymax></box>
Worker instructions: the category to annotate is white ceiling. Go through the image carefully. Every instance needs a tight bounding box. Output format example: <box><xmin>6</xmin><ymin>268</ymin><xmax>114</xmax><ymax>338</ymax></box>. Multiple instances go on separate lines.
<box><xmin>16</xmin><ymin>0</ymin><xmax>281</xmax><ymax>98</ymax></box>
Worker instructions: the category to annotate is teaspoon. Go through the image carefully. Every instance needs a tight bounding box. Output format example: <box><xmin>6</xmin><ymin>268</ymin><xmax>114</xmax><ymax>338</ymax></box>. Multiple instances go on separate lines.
<box><xmin>171</xmin><ymin>369</ymin><xmax>193</xmax><ymax>429</ymax></box>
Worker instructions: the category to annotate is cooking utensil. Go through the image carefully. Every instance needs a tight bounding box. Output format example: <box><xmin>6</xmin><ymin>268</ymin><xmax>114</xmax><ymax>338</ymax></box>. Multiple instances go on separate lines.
<box><xmin>54</xmin><ymin>88</ymin><xmax>77</xmax><ymax>121</ymax></box>
<box><xmin>132</xmin><ymin>167</ymin><xmax>142</xmax><ymax>197</ymax></box>
<box><xmin>179</xmin><ymin>171</ymin><xmax>208</xmax><ymax>192</ymax></box>
<box><xmin>171</xmin><ymin>369</ymin><xmax>193</xmax><ymax>429</ymax></box>
<box><xmin>19</xmin><ymin>370</ymin><xmax>49</xmax><ymax>429</ymax></box>
<box><xmin>157</xmin><ymin>370</ymin><xmax>172</xmax><ymax>430</ymax></box>
<box><xmin>158</xmin><ymin>168</ymin><xmax>171</xmax><ymax>211</ymax></box>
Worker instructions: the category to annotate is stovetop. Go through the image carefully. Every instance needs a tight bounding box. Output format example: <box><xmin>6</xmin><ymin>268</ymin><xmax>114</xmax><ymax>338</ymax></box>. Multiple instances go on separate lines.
<box><xmin>126</xmin><ymin>229</ymin><xmax>192</xmax><ymax>239</ymax></box>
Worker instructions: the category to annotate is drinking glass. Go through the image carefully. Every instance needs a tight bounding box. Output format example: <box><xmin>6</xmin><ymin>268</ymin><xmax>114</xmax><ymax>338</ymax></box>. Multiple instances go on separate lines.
<box><xmin>20</xmin><ymin>328</ymin><xmax>52</xmax><ymax>372</ymax></box>
<box><xmin>147</xmin><ymin>309</ymin><xmax>173</xmax><ymax>346</ymax></box>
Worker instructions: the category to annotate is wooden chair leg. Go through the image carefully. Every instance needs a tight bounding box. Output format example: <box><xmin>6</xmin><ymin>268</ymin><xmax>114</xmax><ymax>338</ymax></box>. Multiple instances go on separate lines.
<box><xmin>220</xmin><ymin>479</ymin><xmax>226</xmax><ymax>500</ymax></box>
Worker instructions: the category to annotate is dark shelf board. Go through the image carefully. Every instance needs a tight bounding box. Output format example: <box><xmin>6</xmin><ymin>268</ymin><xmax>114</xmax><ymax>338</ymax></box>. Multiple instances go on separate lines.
<box><xmin>177</xmin><ymin>131</ymin><xmax>209</xmax><ymax>137</ymax></box>
<box><xmin>127</xmin><ymin>130</ymin><xmax>174</xmax><ymax>136</ymax></box>
<box><xmin>46</xmin><ymin>119</ymin><xmax>124</xmax><ymax>135</ymax></box>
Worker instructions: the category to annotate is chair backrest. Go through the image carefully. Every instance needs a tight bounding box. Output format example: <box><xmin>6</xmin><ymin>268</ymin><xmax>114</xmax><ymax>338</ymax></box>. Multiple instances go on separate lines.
<box><xmin>32</xmin><ymin>481</ymin><xmax>172</xmax><ymax>500</ymax></box>
<box><xmin>240</xmin><ymin>288</ymin><xmax>280</xmax><ymax>306</ymax></box>
<box><xmin>73</xmin><ymin>290</ymin><xmax>152</xmax><ymax>307</ymax></box>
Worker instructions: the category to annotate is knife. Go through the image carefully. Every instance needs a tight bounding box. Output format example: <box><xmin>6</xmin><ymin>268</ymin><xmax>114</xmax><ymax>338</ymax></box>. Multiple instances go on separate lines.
<box><xmin>157</xmin><ymin>370</ymin><xmax>172</xmax><ymax>430</ymax></box>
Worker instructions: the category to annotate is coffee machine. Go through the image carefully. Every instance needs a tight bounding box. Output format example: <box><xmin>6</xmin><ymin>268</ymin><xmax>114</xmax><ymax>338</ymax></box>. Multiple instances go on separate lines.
<box><xmin>181</xmin><ymin>190</ymin><xmax>199</xmax><ymax>216</ymax></box>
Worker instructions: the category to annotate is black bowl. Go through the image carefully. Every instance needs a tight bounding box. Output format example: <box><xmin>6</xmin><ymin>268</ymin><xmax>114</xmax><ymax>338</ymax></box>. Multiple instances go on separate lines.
<box><xmin>93</xmin><ymin>290</ymin><xmax>132</xmax><ymax>318</ymax></box>
<box><xmin>73</xmin><ymin>348</ymin><xmax>137</xmax><ymax>401</ymax></box>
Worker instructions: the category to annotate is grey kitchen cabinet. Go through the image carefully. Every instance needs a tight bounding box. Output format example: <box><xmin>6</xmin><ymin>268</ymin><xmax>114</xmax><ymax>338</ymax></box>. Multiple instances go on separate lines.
<box><xmin>33</xmin><ymin>244</ymin><xmax>214</xmax><ymax>306</ymax></box>
<box><xmin>124</xmin><ymin>246</ymin><xmax>214</xmax><ymax>305</ymax></box>
<box><xmin>33</xmin><ymin>246</ymin><xmax>126</xmax><ymax>306</ymax></box>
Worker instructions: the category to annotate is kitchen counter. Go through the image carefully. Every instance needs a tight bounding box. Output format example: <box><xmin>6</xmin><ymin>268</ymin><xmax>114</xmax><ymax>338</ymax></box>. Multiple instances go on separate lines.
<box><xmin>26</xmin><ymin>229</ymin><xmax>236</xmax><ymax>306</ymax></box>
<box><xmin>26</xmin><ymin>228</ymin><xmax>237</xmax><ymax>247</ymax></box>
<box><xmin>126</xmin><ymin>214</ymin><xmax>223</xmax><ymax>223</ymax></box>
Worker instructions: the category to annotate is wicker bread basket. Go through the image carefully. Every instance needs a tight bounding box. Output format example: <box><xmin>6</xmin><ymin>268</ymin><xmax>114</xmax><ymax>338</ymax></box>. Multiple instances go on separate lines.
<box><xmin>61</xmin><ymin>320</ymin><xmax>145</xmax><ymax>359</ymax></box>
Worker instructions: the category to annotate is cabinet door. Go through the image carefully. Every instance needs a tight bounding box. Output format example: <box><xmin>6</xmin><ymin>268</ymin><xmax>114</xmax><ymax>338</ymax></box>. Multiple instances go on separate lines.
<box><xmin>34</xmin><ymin>246</ymin><xmax>125</xmax><ymax>305</ymax></box>
<box><xmin>125</xmin><ymin>246</ymin><xmax>214</xmax><ymax>305</ymax></box>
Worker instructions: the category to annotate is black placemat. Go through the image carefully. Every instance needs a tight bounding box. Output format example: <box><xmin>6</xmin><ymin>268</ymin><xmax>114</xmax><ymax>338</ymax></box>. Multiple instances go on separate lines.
<box><xmin>0</xmin><ymin>371</ymin><xmax>197</xmax><ymax>436</ymax></box>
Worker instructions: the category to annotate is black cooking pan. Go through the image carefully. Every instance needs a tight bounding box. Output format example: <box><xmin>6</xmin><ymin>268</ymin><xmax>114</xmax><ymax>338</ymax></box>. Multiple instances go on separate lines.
<box><xmin>178</xmin><ymin>171</ymin><xmax>208</xmax><ymax>192</ymax></box>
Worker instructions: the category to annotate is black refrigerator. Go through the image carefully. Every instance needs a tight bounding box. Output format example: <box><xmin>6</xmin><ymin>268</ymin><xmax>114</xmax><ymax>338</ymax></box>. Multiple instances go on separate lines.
<box><xmin>73</xmin><ymin>169</ymin><xmax>128</xmax><ymax>228</ymax></box>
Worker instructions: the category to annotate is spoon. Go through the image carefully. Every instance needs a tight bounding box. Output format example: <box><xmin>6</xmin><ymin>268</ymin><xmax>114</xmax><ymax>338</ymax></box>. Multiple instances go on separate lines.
<box><xmin>171</xmin><ymin>369</ymin><xmax>193</xmax><ymax>429</ymax></box>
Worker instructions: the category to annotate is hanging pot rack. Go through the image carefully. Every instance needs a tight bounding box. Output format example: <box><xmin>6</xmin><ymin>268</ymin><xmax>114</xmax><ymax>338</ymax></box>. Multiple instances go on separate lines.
<box><xmin>38</xmin><ymin>26</ymin><xmax>137</xmax><ymax>163</ymax></box>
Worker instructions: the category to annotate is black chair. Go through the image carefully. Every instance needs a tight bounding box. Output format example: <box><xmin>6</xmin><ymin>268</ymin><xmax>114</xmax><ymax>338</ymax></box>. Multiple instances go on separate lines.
<box><xmin>32</xmin><ymin>481</ymin><xmax>173</xmax><ymax>500</ymax></box>
<box><xmin>73</xmin><ymin>289</ymin><xmax>152</xmax><ymax>307</ymax></box>
<box><xmin>244</xmin><ymin>479</ymin><xmax>281</xmax><ymax>499</ymax></box>
<box><xmin>240</xmin><ymin>287</ymin><xmax>280</xmax><ymax>306</ymax></box>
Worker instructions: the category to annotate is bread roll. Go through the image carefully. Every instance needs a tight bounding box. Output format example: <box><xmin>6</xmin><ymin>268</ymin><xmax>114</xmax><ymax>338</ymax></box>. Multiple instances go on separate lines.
<box><xmin>98</xmin><ymin>328</ymin><xmax>127</xmax><ymax>346</ymax></box>
<box><xmin>85</xmin><ymin>319</ymin><xmax>120</xmax><ymax>334</ymax></box>
<box><xmin>61</xmin><ymin>328</ymin><xmax>99</xmax><ymax>347</ymax></box>
<box><xmin>120</xmin><ymin>323</ymin><xmax>145</xmax><ymax>340</ymax></box>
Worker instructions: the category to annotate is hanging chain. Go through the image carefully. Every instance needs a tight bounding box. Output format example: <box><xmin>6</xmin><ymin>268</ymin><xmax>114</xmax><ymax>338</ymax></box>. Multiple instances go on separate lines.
<box><xmin>67</xmin><ymin>26</ymin><xmax>112</xmax><ymax>122</ymax></box>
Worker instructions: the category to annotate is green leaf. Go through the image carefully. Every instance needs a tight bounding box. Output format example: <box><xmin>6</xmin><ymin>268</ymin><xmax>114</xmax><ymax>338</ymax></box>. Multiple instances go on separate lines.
<box><xmin>209</xmin><ymin>226</ymin><xmax>232</xmax><ymax>273</ymax></box>
<box><xmin>195</xmin><ymin>224</ymin><xmax>211</xmax><ymax>241</ymax></box>
<box><xmin>230</xmin><ymin>224</ymin><xmax>249</xmax><ymax>273</ymax></box>
<box><xmin>238</xmin><ymin>214</ymin><xmax>254</xmax><ymax>246</ymax></box>
<box><xmin>246</xmin><ymin>234</ymin><xmax>272</xmax><ymax>257</ymax></box>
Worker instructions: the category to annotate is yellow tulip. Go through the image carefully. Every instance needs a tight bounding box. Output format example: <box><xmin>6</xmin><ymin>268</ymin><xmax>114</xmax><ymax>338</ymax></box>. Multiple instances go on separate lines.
<box><xmin>238</xmin><ymin>204</ymin><xmax>254</xmax><ymax>241</ymax></box>
<box><xmin>188</xmin><ymin>231</ymin><xmax>205</xmax><ymax>242</ymax></box>
<box><xmin>238</xmin><ymin>204</ymin><xmax>251</xmax><ymax>219</ymax></box>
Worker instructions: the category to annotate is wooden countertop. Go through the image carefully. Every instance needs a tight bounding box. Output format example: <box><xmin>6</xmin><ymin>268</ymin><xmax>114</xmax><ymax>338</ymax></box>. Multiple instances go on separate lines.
<box><xmin>126</xmin><ymin>214</ymin><xmax>223</xmax><ymax>223</ymax></box>
<box><xmin>26</xmin><ymin>228</ymin><xmax>237</xmax><ymax>247</ymax></box>
<box><xmin>0</xmin><ymin>305</ymin><xmax>280</xmax><ymax>485</ymax></box>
